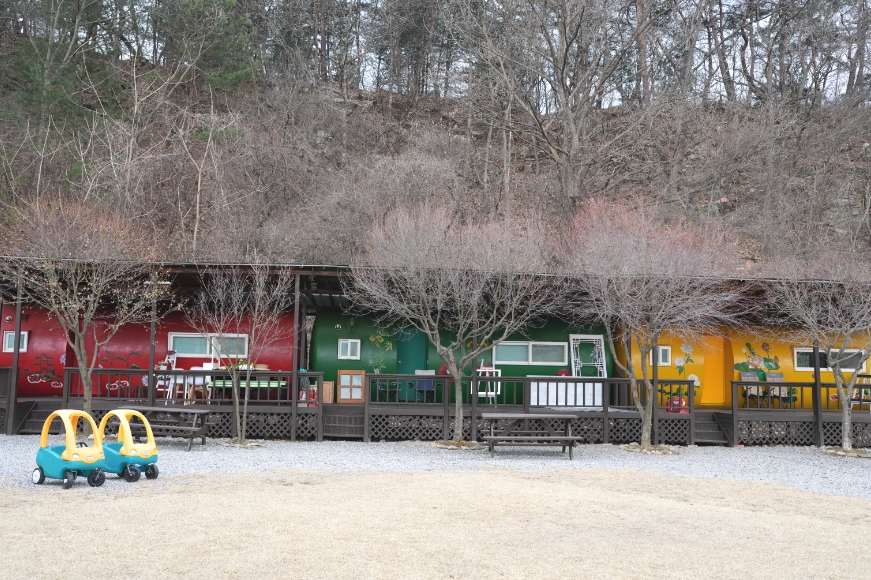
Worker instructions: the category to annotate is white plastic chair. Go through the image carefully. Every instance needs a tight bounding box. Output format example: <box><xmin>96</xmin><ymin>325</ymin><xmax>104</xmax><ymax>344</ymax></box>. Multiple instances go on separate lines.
<box><xmin>476</xmin><ymin>361</ymin><xmax>501</xmax><ymax>404</ymax></box>
<box><xmin>156</xmin><ymin>352</ymin><xmax>178</xmax><ymax>404</ymax></box>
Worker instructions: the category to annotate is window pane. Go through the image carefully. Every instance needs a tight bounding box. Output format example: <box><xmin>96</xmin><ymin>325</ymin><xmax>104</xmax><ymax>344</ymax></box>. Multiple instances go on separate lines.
<box><xmin>349</xmin><ymin>342</ymin><xmax>359</xmax><ymax>358</ymax></box>
<box><xmin>214</xmin><ymin>337</ymin><xmax>246</xmax><ymax>357</ymax></box>
<box><xmin>495</xmin><ymin>344</ymin><xmax>528</xmax><ymax>363</ymax></box>
<box><xmin>659</xmin><ymin>348</ymin><xmax>670</xmax><ymax>365</ymax></box>
<box><xmin>340</xmin><ymin>341</ymin><xmax>349</xmax><ymax>357</ymax></box>
<box><xmin>4</xmin><ymin>332</ymin><xmax>14</xmax><ymax>351</ymax></box>
<box><xmin>531</xmin><ymin>344</ymin><xmax>565</xmax><ymax>363</ymax></box>
<box><xmin>173</xmin><ymin>336</ymin><xmax>209</xmax><ymax>355</ymax></box>
<box><xmin>341</xmin><ymin>375</ymin><xmax>351</xmax><ymax>386</ymax></box>
<box><xmin>832</xmin><ymin>351</ymin><xmax>864</xmax><ymax>370</ymax></box>
<box><xmin>796</xmin><ymin>351</ymin><xmax>814</xmax><ymax>369</ymax></box>
<box><xmin>352</xmin><ymin>375</ymin><xmax>362</xmax><ymax>386</ymax></box>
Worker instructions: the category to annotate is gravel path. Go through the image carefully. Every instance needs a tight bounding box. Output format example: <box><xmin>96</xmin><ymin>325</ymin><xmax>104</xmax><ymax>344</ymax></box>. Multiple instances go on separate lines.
<box><xmin>4</xmin><ymin>434</ymin><xmax>871</xmax><ymax>498</ymax></box>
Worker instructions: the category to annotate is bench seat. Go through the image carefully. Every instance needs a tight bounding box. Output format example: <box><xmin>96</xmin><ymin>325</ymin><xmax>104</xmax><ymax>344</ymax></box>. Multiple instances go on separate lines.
<box><xmin>481</xmin><ymin>435</ymin><xmax>583</xmax><ymax>459</ymax></box>
<box><xmin>131</xmin><ymin>423</ymin><xmax>208</xmax><ymax>451</ymax></box>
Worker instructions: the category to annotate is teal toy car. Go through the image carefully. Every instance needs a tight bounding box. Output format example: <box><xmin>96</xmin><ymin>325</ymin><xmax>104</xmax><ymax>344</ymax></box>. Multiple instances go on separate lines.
<box><xmin>98</xmin><ymin>409</ymin><xmax>159</xmax><ymax>482</ymax></box>
<box><xmin>33</xmin><ymin>410</ymin><xmax>106</xmax><ymax>489</ymax></box>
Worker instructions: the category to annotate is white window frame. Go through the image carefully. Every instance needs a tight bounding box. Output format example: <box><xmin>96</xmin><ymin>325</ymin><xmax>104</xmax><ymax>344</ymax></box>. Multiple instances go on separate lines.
<box><xmin>338</xmin><ymin>338</ymin><xmax>361</xmax><ymax>360</ymax></box>
<box><xmin>168</xmin><ymin>332</ymin><xmax>249</xmax><ymax>358</ymax></box>
<box><xmin>493</xmin><ymin>341</ymin><xmax>568</xmax><ymax>366</ymax></box>
<box><xmin>794</xmin><ymin>347</ymin><xmax>867</xmax><ymax>372</ymax></box>
<box><xmin>648</xmin><ymin>346</ymin><xmax>672</xmax><ymax>367</ymax></box>
<box><xmin>2</xmin><ymin>330</ymin><xmax>27</xmax><ymax>353</ymax></box>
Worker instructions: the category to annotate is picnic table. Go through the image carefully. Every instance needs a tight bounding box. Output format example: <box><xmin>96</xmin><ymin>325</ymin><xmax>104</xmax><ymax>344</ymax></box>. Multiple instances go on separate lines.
<box><xmin>480</xmin><ymin>412</ymin><xmax>583</xmax><ymax>460</ymax></box>
<box><xmin>125</xmin><ymin>406</ymin><xmax>211</xmax><ymax>451</ymax></box>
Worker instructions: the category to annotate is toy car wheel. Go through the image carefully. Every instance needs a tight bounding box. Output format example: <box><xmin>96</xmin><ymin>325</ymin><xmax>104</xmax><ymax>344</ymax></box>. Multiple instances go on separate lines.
<box><xmin>87</xmin><ymin>469</ymin><xmax>106</xmax><ymax>487</ymax></box>
<box><xmin>145</xmin><ymin>464</ymin><xmax>159</xmax><ymax>480</ymax></box>
<box><xmin>32</xmin><ymin>467</ymin><xmax>45</xmax><ymax>485</ymax></box>
<box><xmin>62</xmin><ymin>471</ymin><xmax>75</xmax><ymax>489</ymax></box>
<box><xmin>122</xmin><ymin>465</ymin><xmax>141</xmax><ymax>483</ymax></box>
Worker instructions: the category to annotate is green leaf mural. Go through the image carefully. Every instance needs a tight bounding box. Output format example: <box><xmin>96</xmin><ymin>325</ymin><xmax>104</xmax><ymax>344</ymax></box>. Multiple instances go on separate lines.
<box><xmin>734</xmin><ymin>342</ymin><xmax>779</xmax><ymax>380</ymax></box>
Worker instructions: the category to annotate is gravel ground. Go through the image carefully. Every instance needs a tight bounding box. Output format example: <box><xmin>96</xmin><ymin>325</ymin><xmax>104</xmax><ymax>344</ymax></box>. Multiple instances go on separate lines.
<box><xmin>3</xmin><ymin>434</ymin><xmax>871</xmax><ymax>498</ymax></box>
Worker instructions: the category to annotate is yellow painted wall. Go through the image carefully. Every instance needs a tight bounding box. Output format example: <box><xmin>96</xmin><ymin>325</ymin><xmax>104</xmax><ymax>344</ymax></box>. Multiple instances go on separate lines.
<box><xmin>616</xmin><ymin>329</ymin><xmax>868</xmax><ymax>409</ymax></box>
<box><xmin>623</xmin><ymin>334</ymin><xmax>730</xmax><ymax>408</ymax></box>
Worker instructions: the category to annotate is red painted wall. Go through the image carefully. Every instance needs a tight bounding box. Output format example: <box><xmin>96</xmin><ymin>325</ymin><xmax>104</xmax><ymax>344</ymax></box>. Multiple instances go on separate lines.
<box><xmin>0</xmin><ymin>306</ymin><xmax>298</xmax><ymax>397</ymax></box>
<box><xmin>0</xmin><ymin>304</ymin><xmax>68</xmax><ymax>397</ymax></box>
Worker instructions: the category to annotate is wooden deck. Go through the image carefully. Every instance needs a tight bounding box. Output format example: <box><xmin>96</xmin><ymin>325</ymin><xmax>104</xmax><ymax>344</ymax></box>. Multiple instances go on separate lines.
<box><xmin>6</xmin><ymin>374</ymin><xmax>871</xmax><ymax>447</ymax></box>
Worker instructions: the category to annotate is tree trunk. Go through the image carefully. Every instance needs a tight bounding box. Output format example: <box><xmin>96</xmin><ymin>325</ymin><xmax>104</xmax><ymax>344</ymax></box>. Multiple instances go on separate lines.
<box><xmin>81</xmin><ymin>371</ymin><xmax>93</xmax><ymax>415</ymax></box>
<box><xmin>241</xmin><ymin>368</ymin><xmax>252</xmax><ymax>443</ymax></box>
<box><xmin>452</xmin><ymin>368</ymin><xmax>464</xmax><ymax>442</ymax></box>
<box><xmin>231</xmin><ymin>374</ymin><xmax>241</xmax><ymax>441</ymax></box>
<box><xmin>838</xmin><ymin>381</ymin><xmax>854</xmax><ymax>450</ymax></box>
<box><xmin>640</xmin><ymin>389</ymin><xmax>653</xmax><ymax>448</ymax></box>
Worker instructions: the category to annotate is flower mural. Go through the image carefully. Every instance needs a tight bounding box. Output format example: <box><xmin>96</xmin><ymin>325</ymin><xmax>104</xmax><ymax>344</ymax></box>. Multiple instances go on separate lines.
<box><xmin>21</xmin><ymin>353</ymin><xmax>63</xmax><ymax>389</ymax></box>
<box><xmin>659</xmin><ymin>343</ymin><xmax>699</xmax><ymax>408</ymax></box>
<box><xmin>733</xmin><ymin>342</ymin><xmax>780</xmax><ymax>380</ymax></box>
<box><xmin>368</xmin><ymin>332</ymin><xmax>394</xmax><ymax>372</ymax></box>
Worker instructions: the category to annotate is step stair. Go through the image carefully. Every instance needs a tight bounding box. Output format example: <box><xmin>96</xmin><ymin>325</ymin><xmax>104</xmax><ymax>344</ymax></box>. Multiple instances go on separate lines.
<box><xmin>18</xmin><ymin>408</ymin><xmax>56</xmax><ymax>435</ymax></box>
<box><xmin>693</xmin><ymin>416</ymin><xmax>729</xmax><ymax>445</ymax></box>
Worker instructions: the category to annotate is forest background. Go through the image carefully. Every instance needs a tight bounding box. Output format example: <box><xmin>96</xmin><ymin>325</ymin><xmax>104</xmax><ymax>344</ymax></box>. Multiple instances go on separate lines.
<box><xmin>2</xmin><ymin>0</ymin><xmax>871</xmax><ymax>265</ymax></box>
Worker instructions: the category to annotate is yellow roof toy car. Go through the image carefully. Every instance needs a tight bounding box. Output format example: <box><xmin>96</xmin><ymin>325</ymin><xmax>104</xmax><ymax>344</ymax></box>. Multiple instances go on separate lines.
<box><xmin>33</xmin><ymin>410</ymin><xmax>106</xmax><ymax>489</ymax></box>
<box><xmin>98</xmin><ymin>410</ymin><xmax>159</xmax><ymax>481</ymax></box>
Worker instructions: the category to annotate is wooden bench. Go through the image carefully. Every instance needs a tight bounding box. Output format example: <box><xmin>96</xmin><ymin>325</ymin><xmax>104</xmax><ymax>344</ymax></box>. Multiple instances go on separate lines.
<box><xmin>480</xmin><ymin>412</ymin><xmax>583</xmax><ymax>460</ymax></box>
<box><xmin>126</xmin><ymin>407</ymin><xmax>211</xmax><ymax>451</ymax></box>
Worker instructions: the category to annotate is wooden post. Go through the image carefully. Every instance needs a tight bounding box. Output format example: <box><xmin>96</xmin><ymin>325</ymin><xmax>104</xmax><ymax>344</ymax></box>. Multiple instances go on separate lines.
<box><xmin>652</xmin><ymin>346</ymin><xmax>659</xmax><ymax>445</ymax></box>
<box><xmin>62</xmin><ymin>369</ymin><xmax>71</xmax><ymax>408</ymax></box>
<box><xmin>731</xmin><ymin>380</ymin><xmax>739</xmax><ymax>447</ymax></box>
<box><xmin>291</xmin><ymin>273</ymin><xmax>300</xmax><ymax>442</ymax></box>
<box><xmin>5</xmin><ymin>279</ymin><xmax>22</xmax><ymax>435</ymax></box>
<box><xmin>316</xmin><ymin>374</ymin><xmax>324</xmax><ymax>442</ymax></box>
<box><xmin>470</xmin><ymin>374</ymin><xmax>478</xmax><ymax>442</ymax></box>
<box><xmin>688</xmin><ymin>376</ymin><xmax>696</xmax><ymax>445</ymax></box>
<box><xmin>148</xmin><ymin>298</ymin><xmax>156</xmax><ymax>407</ymax></box>
<box><xmin>602</xmin><ymin>380</ymin><xmax>610</xmax><ymax>444</ymax></box>
<box><xmin>812</xmin><ymin>341</ymin><xmax>824</xmax><ymax>447</ymax></box>
<box><xmin>363</xmin><ymin>374</ymin><xmax>371</xmax><ymax>443</ymax></box>
<box><xmin>523</xmin><ymin>377</ymin><xmax>531</xmax><ymax>413</ymax></box>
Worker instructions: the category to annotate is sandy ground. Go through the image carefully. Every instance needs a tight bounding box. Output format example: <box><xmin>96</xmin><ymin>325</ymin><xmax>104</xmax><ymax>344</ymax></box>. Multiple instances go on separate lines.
<box><xmin>2</xmin><ymin>467</ymin><xmax>870</xmax><ymax>579</ymax></box>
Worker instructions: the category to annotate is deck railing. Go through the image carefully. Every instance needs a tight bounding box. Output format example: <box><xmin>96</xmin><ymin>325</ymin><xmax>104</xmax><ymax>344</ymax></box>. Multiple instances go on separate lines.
<box><xmin>0</xmin><ymin>367</ymin><xmax>10</xmax><ymax>400</ymax></box>
<box><xmin>63</xmin><ymin>368</ymin><xmax>324</xmax><ymax>408</ymax></box>
<box><xmin>44</xmin><ymin>369</ymin><xmax>695</xmax><ymax>443</ymax></box>
<box><xmin>728</xmin><ymin>379</ymin><xmax>870</xmax><ymax>447</ymax></box>
<box><xmin>365</xmin><ymin>374</ymin><xmax>695</xmax><ymax>442</ymax></box>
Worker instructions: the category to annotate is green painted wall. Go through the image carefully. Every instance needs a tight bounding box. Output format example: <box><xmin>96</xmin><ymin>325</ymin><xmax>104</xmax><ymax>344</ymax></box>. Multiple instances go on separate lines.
<box><xmin>309</xmin><ymin>311</ymin><xmax>398</xmax><ymax>385</ymax></box>
<box><xmin>310</xmin><ymin>312</ymin><xmax>612</xmax><ymax>386</ymax></box>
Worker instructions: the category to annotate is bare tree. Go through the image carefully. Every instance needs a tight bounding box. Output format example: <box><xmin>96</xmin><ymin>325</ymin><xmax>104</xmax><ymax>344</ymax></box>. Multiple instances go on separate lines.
<box><xmin>349</xmin><ymin>204</ymin><xmax>562</xmax><ymax>442</ymax></box>
<box><xmin>561</xmin><ymin>199</ymin><xmax>746</xmax><ymax>447</ymax></box>
<box><xmin>0</xmin><ymin>202</ymin><xmax>169</xmax><ymax>416</ymax></box>
<box><xmin>184</xmin><ymin>264</ymin><xmax>295</xmax><ymax>443</ymax></box>
<box><xmin>456</xmin><ymin>0</ymin><xmax>654</xmax><ymax>204</ymax></box>
<box><xmin>765</xmin><ymin>253</ymin><xmax>871</xmax><ymax>450</ymax></box>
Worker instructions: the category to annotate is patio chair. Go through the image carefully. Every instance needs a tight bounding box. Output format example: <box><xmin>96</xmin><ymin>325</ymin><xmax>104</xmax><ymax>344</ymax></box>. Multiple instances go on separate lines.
<box><xmin>852</xmin><ymin>375</ymin><xmax>871</xmax><ymax>411</ymax></box>
<box><xmin>739</xmin><ymin>372</ymin><xmax>765</xmax><ymax>408</ymax></box>
<box><xmin>374</xmin><ymin>369</ymin><xmax>399</xmax><ymax>402</ymax></box>
<box><xmin>765</xmin><ymin>372</ymin><xmax>796</xmax><ymax>408</ymax></box>
<box><xmin>155</xmin><ymin>352</ymin><xmax>178</xmax><ymax>404</ymax></box>
<box><xmin>414</xmin><ymin>370</ymin><xmax>436</xmax><ymax>403</ymax></box>
<box><xmin>477</xmin><ymin>362</ymin><xmax>501</xmax><ymax>404</ymax></box>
